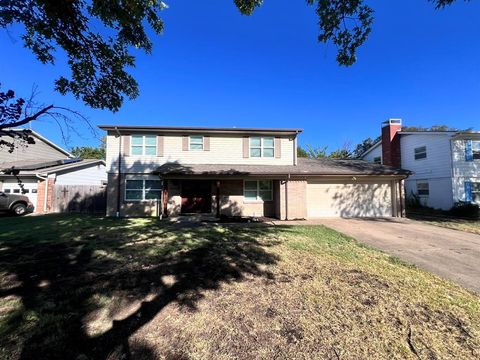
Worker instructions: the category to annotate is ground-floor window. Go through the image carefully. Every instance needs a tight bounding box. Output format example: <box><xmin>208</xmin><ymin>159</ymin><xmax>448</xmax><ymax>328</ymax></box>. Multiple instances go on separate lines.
<box><xmin>125</xmin><ymin>179</ymin><xmax>162</xmax><ymax>201</ymax></box>
<box><xmin>416</xmin><ymin>181</ymin><xmax>429</xmax><ymax>196</ymax></box>
<box><xmin>244</xmin><ymin>180</ymin><xmax>273</xmax><ymax>201</ymax></box>
<box><xmin>467</xmin><ymin>182</ymin><xmax>480</xmax><ymax>203</ymax></box>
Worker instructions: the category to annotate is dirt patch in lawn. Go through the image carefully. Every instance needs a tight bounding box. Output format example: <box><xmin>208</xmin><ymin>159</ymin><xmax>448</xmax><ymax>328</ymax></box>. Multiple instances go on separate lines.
<box><xmin>0</xmin><ymin>215</ymin><xmax>479</xmax><ymax>360</ymax></box>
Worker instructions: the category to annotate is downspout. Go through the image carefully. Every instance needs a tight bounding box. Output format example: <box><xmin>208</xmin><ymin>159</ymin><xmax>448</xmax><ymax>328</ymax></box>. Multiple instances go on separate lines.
<box><xmin>115</xmin><ymin>126</ymin><xmax>122</xmax><ymax>217</ymax></box>
<box><xmin>35</xmin><ymin>173</ymin><xmax>48</xmax><ymax>213</ymax></box>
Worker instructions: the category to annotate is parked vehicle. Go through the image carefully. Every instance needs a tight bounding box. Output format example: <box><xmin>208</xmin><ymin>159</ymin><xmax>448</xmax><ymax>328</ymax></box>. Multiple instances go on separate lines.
<box><xmin>0</xmin><ymin>191</ymin><xmax>34</xmax><ymax>216</ymax></box>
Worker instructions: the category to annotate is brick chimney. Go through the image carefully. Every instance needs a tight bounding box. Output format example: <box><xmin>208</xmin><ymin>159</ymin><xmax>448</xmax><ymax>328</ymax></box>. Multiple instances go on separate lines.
<box><xmin>381</xmin><ymin>118</ymin><xmax>402</xmax><ymax>168</ymax></box>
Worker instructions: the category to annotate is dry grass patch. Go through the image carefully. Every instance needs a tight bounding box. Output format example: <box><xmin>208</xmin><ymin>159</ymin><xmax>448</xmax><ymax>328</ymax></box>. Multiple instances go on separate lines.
<box><xmin>0</xmin><ymin>215</ymin><xmax>478</xmax><ymax>359</ymax></box>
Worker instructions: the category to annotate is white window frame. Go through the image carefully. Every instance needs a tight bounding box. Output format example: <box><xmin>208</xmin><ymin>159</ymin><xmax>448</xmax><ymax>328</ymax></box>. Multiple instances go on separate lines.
<box><xmin>414</xmin><ymin>146</ymin><xmax>427</xmax><ymax>160</ymax></box>
<box><xmin>131</xmin><ymin>135</ymin><xmax>157</xmax><ymax>156</ymax></box>
<box><xmin>189</xmin><ymin>135</ymin><xmax>204</xmax><ymax>151</ymax></box>
<box><xmin>416</xmin><ymin>181</ymin><xmax>429</xmax><ymax>197</ymax></box>
<box><xmin>472</xmin><ymin>182</ymin><xmax>480</xmax><ymax>204</ymax></box>
<box><xmin>125</xmin><ymin>179</ymin><xmax>162</xmax><ymax>202</ymax></box>
<box><xmin>243</xmin><ymin>180</ymin><xmax>273</xmax><ymax>202</ymax></box>
<box><xmin>473</xmin><ymin>141</ymin><xmax>480</xmax><ymax>160</ymax></box>
<box><xmin>250</xmin><ymin>137</ymin><xmax>275</xmax><ymax>158</ymax></box>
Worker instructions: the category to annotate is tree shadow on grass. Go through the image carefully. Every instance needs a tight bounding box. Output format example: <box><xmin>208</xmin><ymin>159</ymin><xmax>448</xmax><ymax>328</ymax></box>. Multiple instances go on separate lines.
<box><xmin>0</xmin><ymin>214</ymin><xmax>283</xmax><ymax>359</ymax></box>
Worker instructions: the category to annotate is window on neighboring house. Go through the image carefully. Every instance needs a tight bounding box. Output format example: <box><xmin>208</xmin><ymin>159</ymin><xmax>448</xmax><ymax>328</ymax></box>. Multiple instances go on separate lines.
<box><xmin>250</xmin><ymin>137</ymin><xmax>274</xmax><ymax>158</ymax></box>
<box><xmin>373</xmin><ymin>156</ymin><xmax>381</xmax><ymax>164</ymax></box>
<box><xmin>414</xmin><ymin>146</ymin><xmax>427</xmax><ymax>160</ymax></box>
<box><xmin>472</xmin><ymin>182</ymin><xmax>480</xmax><ymax>203</ymax></box>
<box><xmin>32</xmin><ymin>189</ymin><xmax>37</xmax><ymax>193</ymax></box>
<box><xmin>23</xmin><ymin>189</ymin><xmax>30</xmax><ymax>193</ymax></box>
<box><xmin>125</xmin><ymin>179</ymin><xmax>162</xmax><ymax>201</ymax></box>
<box><xmin>131</xmin><ymin>135</ymin><xmax>157</xmax><ymax>156</ymax></box>
<box><xmin>473</xmin><ymin>141</ymin><xmax>480</xmax><ymax>160</ymax></box>
<box><xmin>189</xmin><ymin>135</ymin><xmax>204</xmax><ymax>150</ymax></box>
<box><xmin>4</xmin><ymin>189</ymin><xmax>11</xmax><ymax>193</ymax></box>
<box><xmin>417</xmin><ymin>181</ymin><xmax>429</xmax><ymax>196</ymax></box>
<box><xmin>244</xmin><ymin>180</ymin><xmax>273</xmax><ymax>201</ymax></box>
<box><xmin>13</xmin><ymin>189</ymin><xmax>20</xmax><ymax>193</ymax></box>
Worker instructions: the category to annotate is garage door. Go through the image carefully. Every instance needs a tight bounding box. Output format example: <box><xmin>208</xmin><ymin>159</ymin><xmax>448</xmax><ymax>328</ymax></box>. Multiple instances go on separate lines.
<box><xmin>307</xmin><ymin>180</ymin><xmax>392</xmax><ymax>217</ymax></box>
<box><xmin>2</xmin><ymin>179</ymin><xmax>38</xmax><ymax>210</ymax></box>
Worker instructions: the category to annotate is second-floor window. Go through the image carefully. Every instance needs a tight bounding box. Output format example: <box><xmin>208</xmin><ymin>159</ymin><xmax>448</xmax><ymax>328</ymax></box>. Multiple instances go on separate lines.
<box><xmin>473</xmin><ymin>141</ymin><xmax>480</xmax><ymax>160</ymax></box>
<box><xmin>250</xmin><ymin>137</ymin><xmax>274</xmax><ymax>158</ymax></box>
<box><xmin>373</xmin><ymin>156</ymin><xmax>381</xmax><ymax>164</ymax></box>
<box><xmin>417</xmin><ymin>181</ymin><xmax>429</xmax><ymax>196</ymax></box>
<box><xmin>131</xmin><ymin>135</ymin><xmax>156</xmax><ymax>156</ymax></box>
<box><xmin>189</xmin><ymin>135</ymin><xmax>204</xmax><ymax>150</ymax></box>
<box><xmin>414</xmin><ymin>146</ymin><xmax>427</xmax><ymax>160</ymax></box>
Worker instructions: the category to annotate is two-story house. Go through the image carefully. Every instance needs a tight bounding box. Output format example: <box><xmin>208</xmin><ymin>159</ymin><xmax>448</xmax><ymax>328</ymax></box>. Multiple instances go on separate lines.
<box><xmin>0</xmin><ymin>129</ymin><xmax>107</xmax><ymax>213</ymax></box>
<box><xmin>361</xmin><ymin>119</ymin><xmax>480</xmax><ymax>210</ymax></box>
<box><xmin>100</xmin><ymin>125</ymin><xmax>410</xmax><ymax>219</ymax></box>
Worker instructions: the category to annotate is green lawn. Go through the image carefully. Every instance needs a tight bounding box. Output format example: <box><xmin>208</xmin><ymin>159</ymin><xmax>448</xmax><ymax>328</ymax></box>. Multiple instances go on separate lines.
<box><xmin>408</xmin><ymin>213</ymin><xmax>480</xmax><ymax>235</ymax></box>
<box><xmin>0</xmin><ymin>214</ymin><xmax>479</xmax><ymax>359</ymax></box>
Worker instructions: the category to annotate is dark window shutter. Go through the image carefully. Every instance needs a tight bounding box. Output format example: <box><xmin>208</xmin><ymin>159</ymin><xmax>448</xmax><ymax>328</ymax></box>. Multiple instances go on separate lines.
<box><xmin>465</xmin><ymin>181</ymin><xmax>473</xmax><ymax>202</ymax></box>
<box><xmin>465</xmin><ymin>140</ymin><xmax>473</xmax><ymax>161</ymax></box>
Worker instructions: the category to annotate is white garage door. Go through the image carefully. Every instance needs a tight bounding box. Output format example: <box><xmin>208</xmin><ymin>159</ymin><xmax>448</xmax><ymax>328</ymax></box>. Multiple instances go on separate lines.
<box><xmin>2</xmin><ymin>179</ymin><xmax>38</xmax><ymax>210</ymax></box>
<box><xmin>307</xmin><ymin>180</ymin><xmax>393</xmax><ymax>217</ymax></box>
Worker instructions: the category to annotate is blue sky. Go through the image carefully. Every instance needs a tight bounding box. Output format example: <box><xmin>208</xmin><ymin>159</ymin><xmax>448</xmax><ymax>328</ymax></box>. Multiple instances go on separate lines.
<box><xmin>1</xmin><ymin>0</ymin><xmax>479</xmax><ymax>152</ymax></box>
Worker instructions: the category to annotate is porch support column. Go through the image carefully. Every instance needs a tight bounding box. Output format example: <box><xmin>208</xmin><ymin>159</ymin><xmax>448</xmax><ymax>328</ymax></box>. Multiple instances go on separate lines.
<box><xmin>216</xmin><ymin>180</ymin><xmax>221</xmax><ymax>218</ymax></box>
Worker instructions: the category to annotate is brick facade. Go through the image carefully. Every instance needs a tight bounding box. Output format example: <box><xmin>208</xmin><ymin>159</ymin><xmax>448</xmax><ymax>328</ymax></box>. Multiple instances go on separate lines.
<box><xmin>36</xmin><ymin>177</ymin><xmax>55</xmax><ymax>214</ymax></box>
<box><xmin>381</xmin><ymin>121</ymin><xmax>402</xmax><ymax>168</ymax></box>
<box><xmin>279</xmin><ymin>179</ymin><xmax>307</xmax><ymax>220</ymax></box>
<box><xmin>106</xmin><ymin>173</ymin><xmax>161</xmax><ymax>217</ymax></box>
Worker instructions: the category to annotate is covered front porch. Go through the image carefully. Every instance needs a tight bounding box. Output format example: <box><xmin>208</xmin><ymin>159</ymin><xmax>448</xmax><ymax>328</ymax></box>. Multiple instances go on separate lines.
<box><xmin>163</xmin><ymin>178</ymin><xmax>282</xmax><ymax>219</ymax></box>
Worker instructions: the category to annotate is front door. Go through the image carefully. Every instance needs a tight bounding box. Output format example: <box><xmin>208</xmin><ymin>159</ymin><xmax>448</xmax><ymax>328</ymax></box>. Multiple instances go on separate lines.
<box><xmin>181</xmin><ymin>180</ymin><xmax>212</xmax><ymax>213</ymax></box>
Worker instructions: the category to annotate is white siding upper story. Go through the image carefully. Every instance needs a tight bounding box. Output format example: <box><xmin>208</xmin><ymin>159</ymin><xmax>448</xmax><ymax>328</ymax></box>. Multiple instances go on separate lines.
<box><xmin>451</xmin><ymin>139</ymin><xmax>480</xmax><ymax>178</ymax></box>
<box><xmin>55</xmin><ymin>164</ymin><xmax>108</xmax><ymax>185</ymax></box>
<box><xmin>361</xmin><ymin>144</ymin><xmax>382</xmax><ymax>163</ymax></box>
<box><xmin>105</xmin><ymin>133</ymin><xmax>296</xmax><ymax>173</ymax></box>
<box><xmin>361</xmin><ymin>132</ymin><xmax>480</xmax><ymax>209</ymax></box>
<box><xmin>399</xmin><ymin>133</ymin><xmax>453</xmax><ymax>180</ymax></box>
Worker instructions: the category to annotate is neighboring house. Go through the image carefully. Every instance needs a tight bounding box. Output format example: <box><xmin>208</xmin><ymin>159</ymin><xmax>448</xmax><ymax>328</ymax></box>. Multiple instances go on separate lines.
<box><xmin>361</xmin><ymin>119</ymin><xmax>480</xmax><ymax>210</ymax></box>
<box><xmin>100</xmin><ymin>125</ymin><xmax>410</xmax><ymax>219</ymax></box>
<box><xmin>0</xmin><ymin>129</ymin><xmax>107</xmax><ymax>213</ymax></box>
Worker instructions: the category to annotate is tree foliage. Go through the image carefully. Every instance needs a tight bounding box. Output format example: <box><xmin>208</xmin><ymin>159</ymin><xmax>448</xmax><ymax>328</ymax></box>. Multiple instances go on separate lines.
<box><xmin>71</xmin><ymin>141</ymin><xmax>106</xmax><ymax>160</ymax></box>
<box><xmin>0</xmin><ymin>0</ymin><xmax>167</xmax><ymax>112</ymax></box>
<box><xmin>297</xmin><ymin>144</ymin><xmax>351</xmax><ymax>159</ymax></box>
<box><xmin>401</xmin><ymin>124</ymin><xmax>471</xmax><ymax>132</ymax></box>
<box><xmin>0</xmin><ymin>1</ymin><xmax>465</xmax><ymax>111</ymax></box>
<box><xmin>0</xmin><ymin>85</ymin><xmax>91</xmax><ymax>155</ymax></box>
<box><xmin>351</xmin><ymin>136</ymin><xmax>381</xmax><ymax>158</ymax></box>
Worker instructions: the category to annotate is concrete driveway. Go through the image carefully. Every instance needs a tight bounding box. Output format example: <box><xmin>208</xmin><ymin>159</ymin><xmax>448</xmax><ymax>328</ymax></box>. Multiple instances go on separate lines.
<box><xmin>312</xmin><ymin>218</ymin><xmax>480</xmax><ymax>294</ymax></box>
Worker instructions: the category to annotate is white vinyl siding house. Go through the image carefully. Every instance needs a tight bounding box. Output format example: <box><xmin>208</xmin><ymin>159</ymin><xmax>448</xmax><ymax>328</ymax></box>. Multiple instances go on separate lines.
<box><xmin>361</xmin><ymin>143</ymin><xmax>382</xmax><ymax>164</ymax></box>
<box><xmin>361</xmin><ymin>121</ymin><xmax>480</xmax><ymax>210</ymax></box>
<box><xmin>400</xmin><ymin>133</ymin><xmax>455</xmax><ymax>210</ymax></box>
<box><xmin>451</xmin><ymin>138</ymin><xmax>480</xmax><ymax>204</ymax></box>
